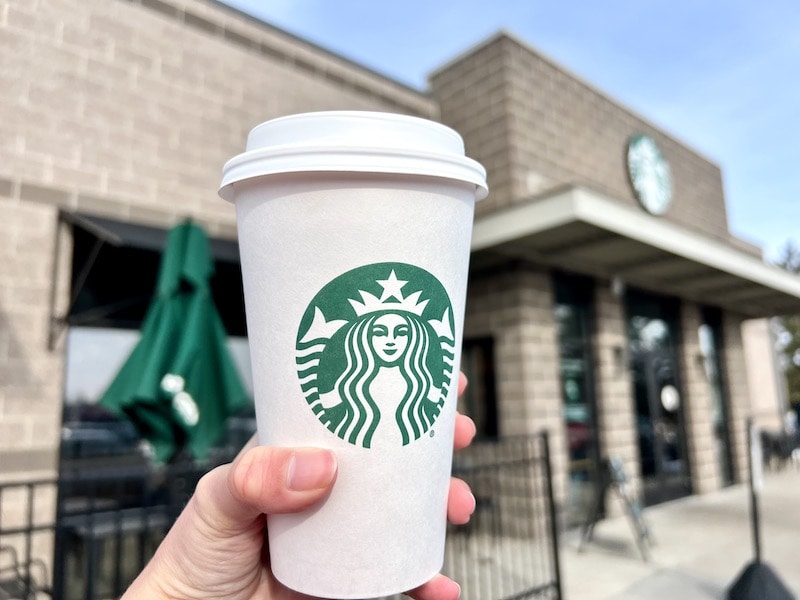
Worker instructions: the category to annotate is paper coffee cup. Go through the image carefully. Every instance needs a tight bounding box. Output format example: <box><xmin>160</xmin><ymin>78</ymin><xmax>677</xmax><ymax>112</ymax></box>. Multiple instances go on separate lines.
<box><xmin>219</xmin><ymin>111</ymin><xmax>487</xmax><ymax>598</ymax></box>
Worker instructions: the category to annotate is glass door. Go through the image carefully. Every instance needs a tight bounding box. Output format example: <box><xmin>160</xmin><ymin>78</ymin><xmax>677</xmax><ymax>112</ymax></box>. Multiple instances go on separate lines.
<box><xmin>627</xmin><ymin>290</ymin><xmax>692</xmax><ymax>505</ymax></box>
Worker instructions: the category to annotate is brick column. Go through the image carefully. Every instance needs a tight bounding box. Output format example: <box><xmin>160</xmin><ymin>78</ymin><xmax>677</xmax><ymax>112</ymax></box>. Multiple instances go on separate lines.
<box><xmin>722</xmin><ymin>312</ymin><xmax>751</xmax><ymax>484</ymax></box>
<box><xmin>678</xmin><ymin>302</ymin><xmax>722</xmax><ymax>494</ymax></box>
<box><xmin>0</xmin><ymin>199</ymin><xmax>65</xmax><ymax>479</ymax></box>
<box><xmin>592</xmin><ymin>281</ymin><xmax>638</xmax><ymax>514</ymax></box>
<box><xmin>465</xmin><ymin>265</ymin><xmax>567</xmax><ymax>504</ymax></box>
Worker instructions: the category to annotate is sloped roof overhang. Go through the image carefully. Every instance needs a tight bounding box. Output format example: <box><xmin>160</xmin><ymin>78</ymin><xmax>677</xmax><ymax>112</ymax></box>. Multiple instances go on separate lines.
<box><xmin>470</xmin><ymin>186</ymin><xmax>800</xmax><ymax>318</ymax></box>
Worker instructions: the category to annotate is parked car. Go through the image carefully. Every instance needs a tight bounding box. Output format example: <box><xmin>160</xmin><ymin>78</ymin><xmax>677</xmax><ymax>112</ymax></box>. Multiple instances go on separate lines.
<box><xmin>60</xmin><ymin>404</ymin><xmax>141</xmax><ymax>460</ymax></box>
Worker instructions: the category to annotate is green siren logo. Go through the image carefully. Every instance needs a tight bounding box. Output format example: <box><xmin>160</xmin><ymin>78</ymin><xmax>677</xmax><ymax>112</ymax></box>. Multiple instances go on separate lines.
<box><xmin>295</xmin><ymin>263</ymin><xmax>455</xmax><ymax>448</ymax></box>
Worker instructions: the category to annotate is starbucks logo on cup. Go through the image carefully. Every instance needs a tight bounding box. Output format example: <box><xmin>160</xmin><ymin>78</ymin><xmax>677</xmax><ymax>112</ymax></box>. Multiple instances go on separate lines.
<box><xmin>295</xmin><ymin>263</ymin><xmax>455</xmax><ymax>448</ymax></box>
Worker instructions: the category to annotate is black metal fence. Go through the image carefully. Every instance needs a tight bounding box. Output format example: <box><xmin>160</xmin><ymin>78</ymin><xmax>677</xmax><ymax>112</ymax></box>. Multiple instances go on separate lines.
<box><xmin>441</xmin><ymin>432</ymin><xmax>562</xmax><ymax>600</ymax></box>
<box><xmin>52</xmin><ymin>460</ymin><xmax>210</xmax><ymax>600</ymax></box>
<box><xmin>0</xmin><ymin>460</ymin><xmax>211</xmax><ymax>600</ymax></box>
<box><xmin>0</xmin><ymin>433</ymin><xmax>561</xmax><ymax>600</ymax></box>
<box><xmin>0</xmin><ymin>479</ymin><xmax>54</xmax><ymax>599</ymax></box>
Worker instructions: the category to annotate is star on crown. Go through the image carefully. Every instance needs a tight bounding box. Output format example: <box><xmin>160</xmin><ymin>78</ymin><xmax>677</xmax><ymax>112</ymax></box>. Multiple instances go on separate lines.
<box><xmin>348</xmin><ymin>270</ymin><xmax>430</xmax><ymax>317</ymax></box>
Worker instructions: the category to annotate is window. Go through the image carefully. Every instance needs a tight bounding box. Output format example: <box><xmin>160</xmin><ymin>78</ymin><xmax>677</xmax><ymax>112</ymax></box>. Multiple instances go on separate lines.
<box><xmin>553</xmin><ymin>273</ymin><xmax>599</xmax><ymax>527</ymax></box>
<box><xmin>60</xmin><ymin>214</ymin><xmax>254</xmax><ymax>466</ymax></box>
<box><xmin>459</xmin><ymin>337</ymin><xmax>499</xmax><ymax>439</ymax></box>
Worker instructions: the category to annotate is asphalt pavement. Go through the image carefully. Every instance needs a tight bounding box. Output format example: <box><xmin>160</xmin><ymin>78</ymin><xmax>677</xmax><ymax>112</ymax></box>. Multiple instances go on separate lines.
<box><xmin>560</xmin><ymin>468</ymin><xmax>800</xmax><ymax>599</ymax></box>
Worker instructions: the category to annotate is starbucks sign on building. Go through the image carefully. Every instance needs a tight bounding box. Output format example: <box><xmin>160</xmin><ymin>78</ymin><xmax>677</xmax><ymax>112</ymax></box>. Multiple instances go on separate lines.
<box><xmin>627</xmin><ymin>134</ymin><xmax>673</xmax><ymax>215</ymax></box>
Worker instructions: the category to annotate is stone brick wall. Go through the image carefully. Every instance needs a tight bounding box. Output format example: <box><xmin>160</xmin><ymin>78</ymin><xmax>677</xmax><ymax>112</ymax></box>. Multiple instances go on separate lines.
<box><xmin>0</xmin><ymin>0</ymin><xmax>434</xmax><ymax>478</ymax></box>
<box><xmin>428</xmin><ymin>38</ymin><xmax>515</xmax><ymax>217</ymax></box>
<box><xmin>722</xmin><ymin>312</ymin><xmax>752</xmax><ymax>484</ymax></box>
<box><xmin>0</xmin><ymin>199</ymin><xmax>66</xmax><ymax>477</ymax></box>
<box><xmin>431</xmin><ymin>33</ymin><xmax>736</xmax><ymax>246</ymax></box>
<box><xmin>1</xmin><ymin>0</ymin><xmax>434</xmax><ymax>237</ymax></box>
<box><xmin>592</xmin><ymin>281</ymin><xmax>639</xmax><ymax>514</ymax></box>
<box><xmin>741</xmin><ymin>318</ymin><xmax>784</xmax><ymax>431</ymax></box>
<box><xmin>679</xmin><ymin>301</ymin><xmax>722</xmax><ymax>494</ymax></box>
<box><xmin>464</xmin><ymin>264</ymin><xmax>568</xmax><ymax>504</ymax></box>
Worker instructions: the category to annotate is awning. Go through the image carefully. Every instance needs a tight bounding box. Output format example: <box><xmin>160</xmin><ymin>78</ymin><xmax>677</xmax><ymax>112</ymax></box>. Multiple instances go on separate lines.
<box><xmin>470</xmin><ymin>186</ymin><xmax>800</xmax><ymax>318</ymax></box>
<box><xmin>60</xmin><ymin>211</ymin><xmax>240</xmax><ymax>261</ymax></box>
<box><xmin>49</xmin><ymin>211</ymin><xmax>245</xmax><ymax>349</ymax></box>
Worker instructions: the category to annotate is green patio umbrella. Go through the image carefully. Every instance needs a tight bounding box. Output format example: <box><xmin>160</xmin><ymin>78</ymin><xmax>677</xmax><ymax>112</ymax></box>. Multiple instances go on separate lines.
<box><xmin>100</xmin><ymin>220</ymin><xmax>249</xmax><ymax>463</ymax></box>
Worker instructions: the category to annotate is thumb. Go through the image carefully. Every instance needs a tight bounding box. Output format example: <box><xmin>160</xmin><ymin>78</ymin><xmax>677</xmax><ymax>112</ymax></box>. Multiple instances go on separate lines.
<box><xmin>195</xmin><ymin>446</ymin><xmax>338</xmax><ymax>535</ymax></box>
<box><xmin>125</xmin><ymin>447</ymin><xmax>337</xmax><ymax>598</ymax></box>
<box><xmin>232</xmin><ymin>446</ymin><xmax>338</xmax><ymax>514</ymax></box>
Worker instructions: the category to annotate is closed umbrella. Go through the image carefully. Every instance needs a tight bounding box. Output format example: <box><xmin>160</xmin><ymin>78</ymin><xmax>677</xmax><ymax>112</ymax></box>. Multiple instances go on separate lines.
<box><xmin>100</xmin><ymin>220</ymin><xmax>249</xmax><ymax>463</ymax></box>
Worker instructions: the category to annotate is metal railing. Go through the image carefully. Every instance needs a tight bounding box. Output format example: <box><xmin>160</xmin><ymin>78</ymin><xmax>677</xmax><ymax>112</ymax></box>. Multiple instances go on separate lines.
<box><xmin>0</xmin><ymin>479</ymin><xmax>55</xmax><ymax>599</ymax></box>
<box><xmin>0</xmin><ymin>433</ymin><xmax>561</xmax><ymax>600</ymax></box>
<box><xmin>0</xmin><ymin>460</ymin><xmax>210</xmax><ymax>600</ymax></box>
<box><xmin>441</xmin><ymin>431</ymin><xmax>562</xmax><ymax>600</ymax></box>
<box><xmin>51</xmin><ymin>460</ymin><xmax>208</xmax><ymax>600</ymax></box>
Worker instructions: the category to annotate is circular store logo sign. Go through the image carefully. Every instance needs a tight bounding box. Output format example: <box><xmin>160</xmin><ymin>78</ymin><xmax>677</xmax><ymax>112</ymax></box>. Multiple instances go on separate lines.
<box><xmin>627</xmin><ymin>134</ymin><xmax>673</xmax><ymax>216</ymax></box>
<box><xmin>295</xmin><ymin>263</ymin><xmax>455</xmax><ymax>448</ymax></box>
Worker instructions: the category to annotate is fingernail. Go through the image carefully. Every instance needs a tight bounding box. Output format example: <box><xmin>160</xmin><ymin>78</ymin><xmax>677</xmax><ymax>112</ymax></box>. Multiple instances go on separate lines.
<box><xmin>454</xmin><ymin>582</ymin><xmax>462</xmax><ymax>598</ymax></box>
<box><xmin>287</xmin><ymin>449</ymin><xmax>337</xmax><ymax>491</ymax></box>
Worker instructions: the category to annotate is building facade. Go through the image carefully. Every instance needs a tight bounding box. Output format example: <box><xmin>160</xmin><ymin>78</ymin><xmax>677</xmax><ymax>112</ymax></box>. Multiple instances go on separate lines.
<box><xmin>2</xmin><ymin>0</ymin><xmax>799</xmax><ymax>531</ymax></box>
<box><xmin>431</xmin><ymin>33</ymin><xmax>800</xmax><ymax>518</ymax></box>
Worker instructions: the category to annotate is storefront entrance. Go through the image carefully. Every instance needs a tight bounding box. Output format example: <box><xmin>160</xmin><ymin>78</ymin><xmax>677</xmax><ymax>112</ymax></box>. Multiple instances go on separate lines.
<box><xmin>627</xmin><ymin>290</ymin><xmax>692</xmax><ymax>506</ymax></box>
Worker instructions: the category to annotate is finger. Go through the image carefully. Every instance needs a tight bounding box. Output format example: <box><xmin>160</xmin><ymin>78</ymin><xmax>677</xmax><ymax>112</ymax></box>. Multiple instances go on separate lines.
<box><xmin>235</xmin><ymin>433</ymin><xmax>259</xmax><ymax>460</ymax></box>
<box><xmin>231</xmin><ymin>446</ymin><xmax>338</xmax><ymax>515</ymax></box>
<box><xmin>446</xmin><ymin>477</ymin><xmax>475</xmax><ymax>525</ymax></box>
<box><xmin>457</xmin><ymin>372</ymin><xmax>467</xmax><ymax>396</ymax></box>
<box><xmin>453</xmin><ymin>413</ymin><xmax>476</xmax><ymax>451</ymax></box>
<box><xmin>192</xmin><ymin>446</ymin><xmax>338</xmax><ymax>535</ymax></box>
<box><xmin>406</xmin><ymin>573</ymin><xmax>461</xmax><ymax>600</ymax></box>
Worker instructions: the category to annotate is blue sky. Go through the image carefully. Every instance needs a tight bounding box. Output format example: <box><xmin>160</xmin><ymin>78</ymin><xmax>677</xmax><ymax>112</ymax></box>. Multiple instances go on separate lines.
<box><xmin>222</xmin><ymin>1</ymin><xmax>799</xmax><ymax>261</ymax></box>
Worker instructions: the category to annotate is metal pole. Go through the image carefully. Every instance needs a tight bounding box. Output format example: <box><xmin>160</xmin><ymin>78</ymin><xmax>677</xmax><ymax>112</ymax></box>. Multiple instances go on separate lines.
<box><xmin>23</xmin><ymin>483</ymin><xmax>34</xmax><ymax>599</ymax></box>
<box><xmin>747</xmin><ymin>417</ymin><xmax>762</xmax><ymax>564</ymax></box>
<box><xmin>52</xmin><ymin>478</ymin><xmax>66</xmax><ymax>600</ymax></box>
<box><xmin>541</xmin><ymin>430</ymin><xmax>564</xmax><ymax>600</ymax></box>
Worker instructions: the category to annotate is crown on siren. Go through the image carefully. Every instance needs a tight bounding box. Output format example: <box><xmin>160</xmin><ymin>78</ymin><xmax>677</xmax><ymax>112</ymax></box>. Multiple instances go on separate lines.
<box><xmin>348</xmin><ymin>270</ymin><xmax>429</xmax><ymax>317</ymax></box>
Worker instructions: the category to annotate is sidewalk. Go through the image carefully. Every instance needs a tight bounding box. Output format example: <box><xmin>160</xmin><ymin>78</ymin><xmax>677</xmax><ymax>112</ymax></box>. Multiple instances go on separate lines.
<box><xmin>560</xmin><ymin>469</ymin><xmax>800</xmax><ymax>599</ymax></box>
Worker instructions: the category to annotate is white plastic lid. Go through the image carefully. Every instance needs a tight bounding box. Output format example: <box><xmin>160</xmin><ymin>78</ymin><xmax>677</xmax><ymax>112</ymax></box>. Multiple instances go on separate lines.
<box><xmin>218</xmin><ymin>111</ymin><xmax>488</xmax><ymax>202</ymax></box>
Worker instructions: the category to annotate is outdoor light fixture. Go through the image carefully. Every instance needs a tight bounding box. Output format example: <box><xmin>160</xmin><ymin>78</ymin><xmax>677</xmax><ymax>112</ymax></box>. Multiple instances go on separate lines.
<box><xmin>611</xmin><ymin>276</ymin><xmax>626</xmax><ymax>298</ymax></box>
<box><xmin>613</xmin><ymin>345</ymin><xmax>627</xmax><ymax>375</ymax></box>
